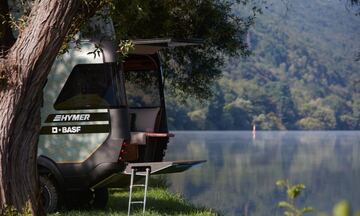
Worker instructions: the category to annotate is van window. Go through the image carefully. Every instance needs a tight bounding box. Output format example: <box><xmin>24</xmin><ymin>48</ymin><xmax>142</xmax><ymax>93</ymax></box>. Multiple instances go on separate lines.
<box><xmin>125</xmin><ymin>70</ymin><xmax>161</xmax><ymax>108</ymax></box>
<box><xmin>124</xmin><ymin>55</ymin><xmax>161</xmax><ymax>108</ymax></box>
<box><xmin>54</xmin><ymin>63</ymin><xmax>127</xmax><ymax>110</ymax></box>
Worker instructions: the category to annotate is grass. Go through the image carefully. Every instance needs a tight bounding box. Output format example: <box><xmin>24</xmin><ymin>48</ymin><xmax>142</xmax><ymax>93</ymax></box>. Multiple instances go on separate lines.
<box><xmin>50</xmin><ymin>188</ymin><xmax>219</xmax><ymax>216</ymax></box>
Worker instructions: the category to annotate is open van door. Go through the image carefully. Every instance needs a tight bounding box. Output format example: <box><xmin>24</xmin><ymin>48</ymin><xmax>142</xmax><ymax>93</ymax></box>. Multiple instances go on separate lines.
<box><xmin>123</xmin><ymin>38</ymin><xmax>205</xmax><ymax>166</ymax></box>
<box><xmin>94</xmin><ymin>39</ymin><xmax>205</xmax><ymax>188</ymax></box>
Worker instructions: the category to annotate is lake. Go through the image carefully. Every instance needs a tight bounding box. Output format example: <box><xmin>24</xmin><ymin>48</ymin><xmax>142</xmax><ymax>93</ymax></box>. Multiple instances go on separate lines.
<box><xmin>163</xmin><ymin>131</ymin><xmax>360</xmax><ymax>215</ymax></box>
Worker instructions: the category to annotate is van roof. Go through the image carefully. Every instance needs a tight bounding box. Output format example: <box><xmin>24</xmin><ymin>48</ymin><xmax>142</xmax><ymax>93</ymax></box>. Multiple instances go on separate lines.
<box><xmin>131</xmin><ymin>38</ymin><xmax>202</xmax><ymax>54</ymax></box>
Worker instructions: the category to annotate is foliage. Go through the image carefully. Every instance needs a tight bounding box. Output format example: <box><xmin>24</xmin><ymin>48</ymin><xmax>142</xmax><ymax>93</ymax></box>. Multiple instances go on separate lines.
<box><xmin>117</xmin><ymin>40</ymin><xmax>134</xmax><ymax>59</ymax></box>
<box><xmin>316</xmin><ymin>200</ymin><xmax>360</xmax><ymax>216</ymax></box>
<box><xmin>166</xmin><ymin>0</ymin><xmax>360</xmax><ymax>130</ymax></box>
<box><xmin>110</xmin><ymin>0</ymin><xmax>260</xmax><ymax>100</ymax></box>
<box><xmin>276</xmin><ymin>180</ymin><xmax>360</xmax><ymax>216</ymax></box>
<box><xmin>276</xmin><ymin>179</ymin><xmax>314</xmax><ymax>216</ymax></box>
<box><xmin>0</xmin><ymin>203</ymin><xmax>31</xmax><ymax>216</ymax></box>
<box><xmin>49</xmin><ymin>187</ymin><xmax>218</xmax><ymax>216</ymax></box>
<box><xmin>333</xmin><ymin>201</ymin><xmax>352</xmax><ymax>216</ymax></box>
<box><xmin>2</xmin><ymin>1</ymin><xmax>360</xmax><ymax>131</ymax></box>
<box><xmin>2</xmin><ymin>0</ymin><xmax>260</xmax><ymax>100</ymax></box>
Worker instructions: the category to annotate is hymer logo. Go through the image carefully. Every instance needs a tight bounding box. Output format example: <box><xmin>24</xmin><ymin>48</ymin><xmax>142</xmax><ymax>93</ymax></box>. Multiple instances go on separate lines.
<box><xmin>53</xmin><ymin>114</ymin><xmax>90</xmax><ymax>122</ymax></box>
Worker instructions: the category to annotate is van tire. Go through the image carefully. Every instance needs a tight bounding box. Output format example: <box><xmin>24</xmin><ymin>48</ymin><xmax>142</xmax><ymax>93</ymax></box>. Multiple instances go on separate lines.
<box><xmin>91</xmin><ymin>188</ymin><xmax>108</xmax><ymax>209</ymax></box>
<box><xmin>40</xmin><ymin>175</ymin><xmax>59</xmax><ymax>213</ymax></box>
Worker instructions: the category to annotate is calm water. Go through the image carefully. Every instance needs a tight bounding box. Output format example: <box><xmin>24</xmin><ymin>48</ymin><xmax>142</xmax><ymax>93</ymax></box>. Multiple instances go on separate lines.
<box><xmin>163</xmin><ymin>131</ymin><xmax>360</xmax><ymax>215</ymax></box>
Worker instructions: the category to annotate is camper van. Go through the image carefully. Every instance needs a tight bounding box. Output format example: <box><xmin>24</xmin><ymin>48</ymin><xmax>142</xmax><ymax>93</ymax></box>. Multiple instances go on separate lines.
<box><xmin>37</xmin><ymin>19</ymin><xmax>204</xmax><ymax>212</ymax></box>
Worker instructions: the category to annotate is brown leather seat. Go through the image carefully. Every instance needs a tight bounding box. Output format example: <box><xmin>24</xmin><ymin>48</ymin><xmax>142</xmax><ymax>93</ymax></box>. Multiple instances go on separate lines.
<box><xmin>129</xmin><ymin>107</ymin><xmax>160</xmax><ymax>144</ymax></box>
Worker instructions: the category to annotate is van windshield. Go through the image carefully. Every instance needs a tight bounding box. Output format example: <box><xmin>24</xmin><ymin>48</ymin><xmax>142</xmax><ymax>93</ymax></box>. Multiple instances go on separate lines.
<box><xmin>54</xmin><ymin>63</ymin><xmax>127</xmax><ymax>110</ymax></box>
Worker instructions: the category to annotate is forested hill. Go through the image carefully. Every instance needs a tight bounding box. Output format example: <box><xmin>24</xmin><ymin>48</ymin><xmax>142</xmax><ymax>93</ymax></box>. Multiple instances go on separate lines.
<box><xmin>165</xmin><ymin>0</ymin><xmax>360</xmax><ymax>130</ymax></box>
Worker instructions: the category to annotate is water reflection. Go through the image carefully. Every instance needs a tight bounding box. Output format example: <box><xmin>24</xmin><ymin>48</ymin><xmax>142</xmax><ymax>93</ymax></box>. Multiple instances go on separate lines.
<box><xmin>164</xmin><ymin>131</ymin><xmax>360</xmax><ymax>215</ymax></box>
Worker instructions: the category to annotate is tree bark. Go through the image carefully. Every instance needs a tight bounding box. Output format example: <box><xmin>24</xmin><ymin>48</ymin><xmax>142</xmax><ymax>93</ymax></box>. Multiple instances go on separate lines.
<box><xmin>0</xmin><ymin>0</ymin><xmax>80</xmax><ymax>214</ymax></box>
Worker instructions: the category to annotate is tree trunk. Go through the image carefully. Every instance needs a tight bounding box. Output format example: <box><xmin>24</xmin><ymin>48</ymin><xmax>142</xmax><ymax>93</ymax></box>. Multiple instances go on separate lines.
<box><xmin>0</xmin><ymin>0</ymin><xmax>80</xmax><ymax>214</ymax></box>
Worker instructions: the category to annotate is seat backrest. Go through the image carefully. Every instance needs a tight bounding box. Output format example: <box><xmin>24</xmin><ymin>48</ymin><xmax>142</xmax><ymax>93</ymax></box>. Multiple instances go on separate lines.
<box><xmin>129</xmin><ymin>107</ymin><xmax>160</xmax><ymax>132</ymax></box>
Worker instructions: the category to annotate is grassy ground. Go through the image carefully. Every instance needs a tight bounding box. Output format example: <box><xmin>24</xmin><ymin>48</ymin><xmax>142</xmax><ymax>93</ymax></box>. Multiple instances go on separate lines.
<box><xmin>50</xmin><ymin>188</ymin><xmax>219</xmax><ymax>216</ymax></box>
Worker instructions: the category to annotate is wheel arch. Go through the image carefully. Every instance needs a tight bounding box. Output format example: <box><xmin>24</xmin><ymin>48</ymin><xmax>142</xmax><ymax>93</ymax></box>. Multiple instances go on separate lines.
<box><xmin>37</xmin><ymin>155</ymin><xmax>65</xmax><ymax>192</ymax></box>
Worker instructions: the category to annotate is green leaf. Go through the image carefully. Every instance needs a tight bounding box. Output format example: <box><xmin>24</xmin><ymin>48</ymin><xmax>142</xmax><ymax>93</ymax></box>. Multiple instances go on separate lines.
<box><xmin>278</xmin><ymin>201</ymin><xmax>297</xmax><ymax>211</ymax></box>
<box><xmin>287</xmin><ymin>184</ymin><xmax>305</xmax><ymax>199</ymax></box>
<box><xmin>279</xmin><ymin>201</ymin><xmax>291</xmax><ymax>208</ymax></box>
<box><xmin>276</xmin><ymin>179</ymin><xmax>288</xmax><ymax>188</ymax></box>
<box><xmin>333</xmin><ymin>201</ymin><xmax>351</xmax><ymax>216</ymax></box>
<box><xmin>284</xmin><ymin>211</ymin><xmax>293</xmax><ymax>216</ymax></box>
<box><xmin>301</xmin><ymin>207</ymin><xmax>314</xmax><ymax>213</ymax></box>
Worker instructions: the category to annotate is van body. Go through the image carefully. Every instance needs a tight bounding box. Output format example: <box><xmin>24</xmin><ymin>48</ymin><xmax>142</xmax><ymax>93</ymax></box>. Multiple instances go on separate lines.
<box><xmin>37</xmin><ymin>18</ymin><xmax>204</xmax><ymax>211</ymax></box>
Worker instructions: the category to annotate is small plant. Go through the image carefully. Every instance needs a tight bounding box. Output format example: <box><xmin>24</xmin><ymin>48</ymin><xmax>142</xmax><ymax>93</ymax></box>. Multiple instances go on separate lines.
<box><xmin>0</xmin><ymin>202</ymin><xmax>32</xmax><ymax>216</ymax></box>
<box><xmin>319</xmin><ymin>200</ymin><xmax>360</xmax><ymax>216</ymax></box>
<box><xmin>276</xmin><ymin>179</ymin><xmax>314</xmax><ymax>216</ymax></box>
<box><xmin>118</xmin><ymin>40</ymin><xmax>134</xmax><ymax>60</ymax></box>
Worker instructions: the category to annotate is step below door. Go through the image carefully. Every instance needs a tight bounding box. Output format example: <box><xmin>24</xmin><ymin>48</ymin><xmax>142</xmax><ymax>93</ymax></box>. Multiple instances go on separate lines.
<box><xmin>123</xmin><ymin>160</ymin><xmax>206</xmax><ymax>175</ymax></box>
<box><xmin>91</xmin><ymin>160</ymin><xmax>206</xmax><ymax>189</ymax></box>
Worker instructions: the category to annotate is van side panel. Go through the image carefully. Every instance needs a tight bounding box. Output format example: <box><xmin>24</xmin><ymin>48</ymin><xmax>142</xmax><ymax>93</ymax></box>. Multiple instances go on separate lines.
<box><xmin>38</xmin><ymin>42</ymin><xmax>109</xmax><ymax>163</ymax></box>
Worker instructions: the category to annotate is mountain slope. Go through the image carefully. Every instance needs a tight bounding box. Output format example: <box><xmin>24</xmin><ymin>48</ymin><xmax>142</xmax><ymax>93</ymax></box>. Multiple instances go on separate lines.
<box><xmin>166</xmin><ymin>0</ymin><xmax>360</xmax><ymax>130</ymax></box>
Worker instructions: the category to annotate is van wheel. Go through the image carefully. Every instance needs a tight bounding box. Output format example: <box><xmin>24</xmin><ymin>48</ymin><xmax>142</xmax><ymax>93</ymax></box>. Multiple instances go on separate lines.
<box><xmin>40</xmin><ymin>175</ymin><xmax>59</xmax><ymax>213</ymax></box>
<box><xmin>91</xmin><ymin>188</ymin><xmax>108</xmax><ymax>209</ymax></box>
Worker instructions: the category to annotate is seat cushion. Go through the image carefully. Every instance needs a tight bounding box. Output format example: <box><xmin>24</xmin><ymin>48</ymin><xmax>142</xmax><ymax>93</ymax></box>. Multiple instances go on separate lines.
<box><xmin>130</xmin><ymin>132</ymin><xmax>147</xmax><ymax>145</ymax></box>
<box><xmin>129</xmin><ymin>107</ymin><xmax>160</xmax><ymax>132</ymax></box>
